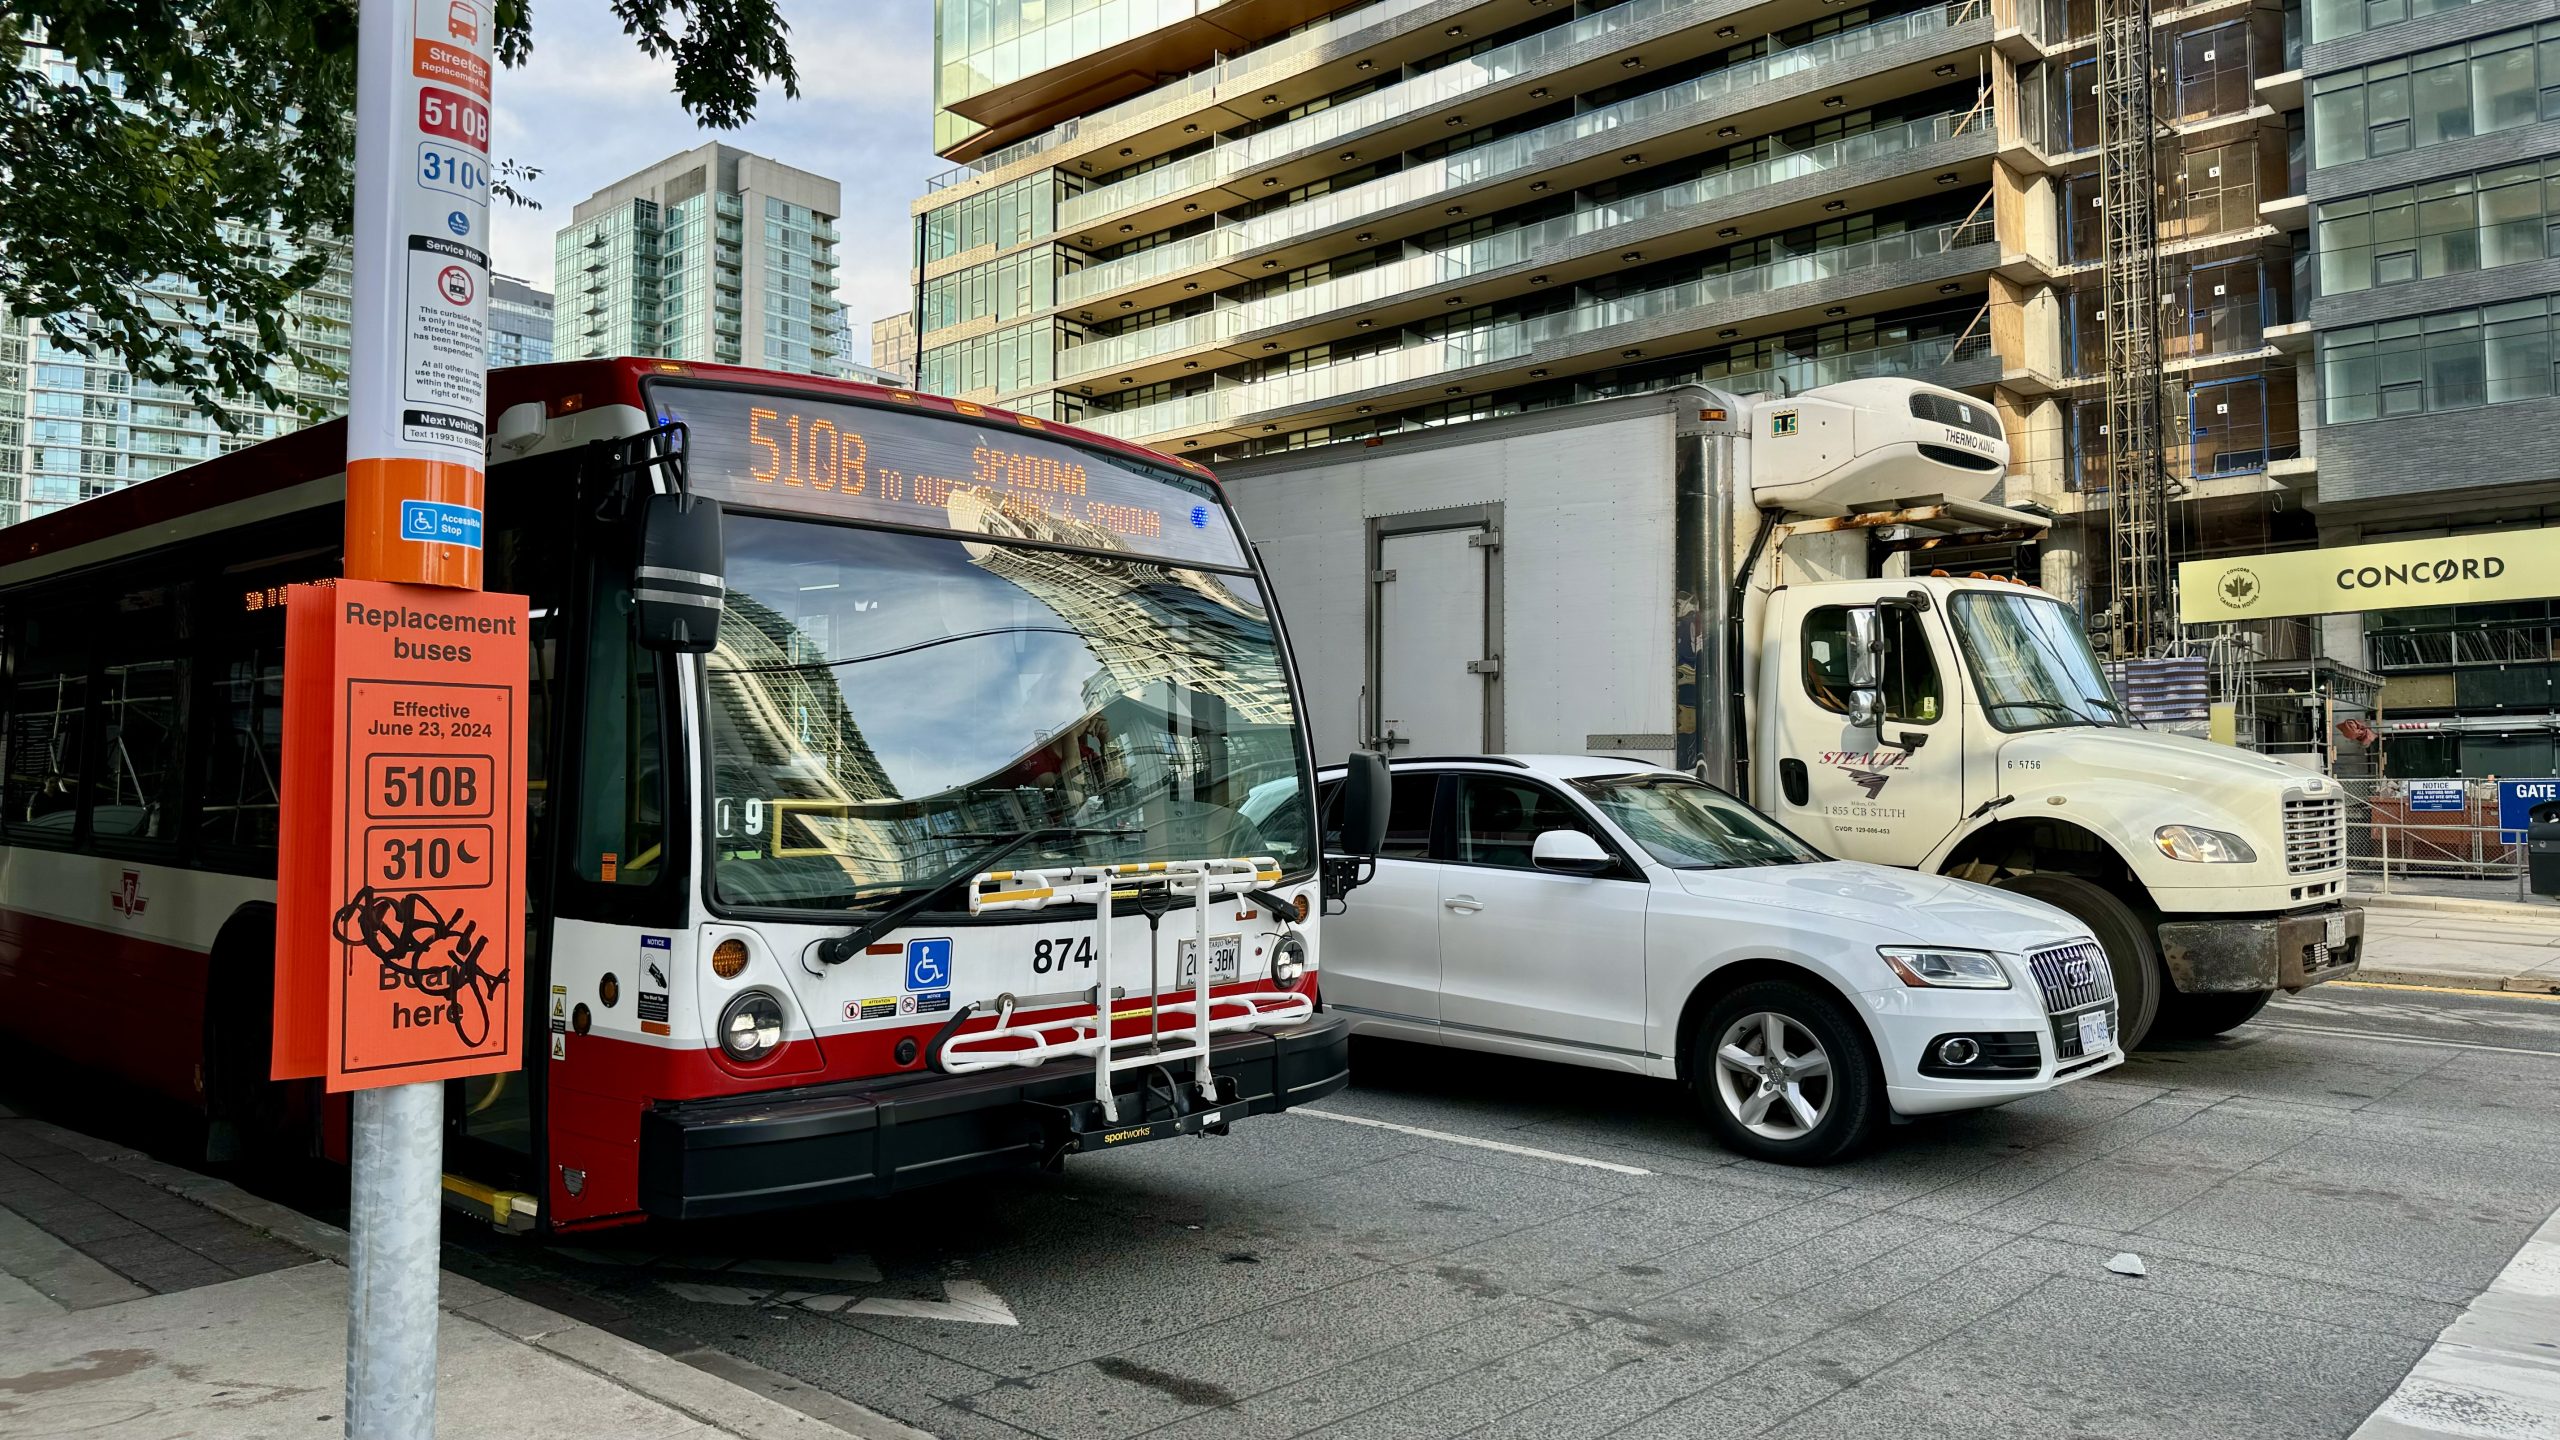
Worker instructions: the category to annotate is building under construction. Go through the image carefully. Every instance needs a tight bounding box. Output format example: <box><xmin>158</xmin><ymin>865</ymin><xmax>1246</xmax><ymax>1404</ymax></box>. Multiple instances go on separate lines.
<box><xmin>913</xmin><ymin>0</ymin><xmax>2560</xmax><ymax>778</ymax></box>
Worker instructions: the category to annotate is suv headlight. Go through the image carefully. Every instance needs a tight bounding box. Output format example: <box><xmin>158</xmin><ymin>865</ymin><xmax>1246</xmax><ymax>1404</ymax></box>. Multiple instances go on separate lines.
<box><xmin>2154</xmin><ymin>824</ymin><xmax>2257</xmax><ymax>863</ymax></box>
<box><xmin>1879</xmin><ymin>947</ymin><xmax>2012</xmax><ymax>989</ymax></box>
<box><xmin>718</xmin><ymin>989</ymin><xmax>787</xmax><ymax>1062</ymax></box>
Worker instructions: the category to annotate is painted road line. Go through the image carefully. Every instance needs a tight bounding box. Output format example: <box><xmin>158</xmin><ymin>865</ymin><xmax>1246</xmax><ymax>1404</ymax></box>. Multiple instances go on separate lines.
<box><xmin>2353</xmin><ymin>1207</ymin><xmax>2560</xmax><ymax>1439</ymax></box>
<box><xmin>1295</xmin><ymin>1108</ymin><xmax>1654</xmax><ymax>1176</ymax></box>
<box><xmin>2254</xmin><ymin>1022</ymin><xmax>2560</xmax><ymax>1059</ymax></box>
<box><xmin>848</xmin><ymin>1277</ymin><xmax>1019</xmax><ymax>1327</ymax></box>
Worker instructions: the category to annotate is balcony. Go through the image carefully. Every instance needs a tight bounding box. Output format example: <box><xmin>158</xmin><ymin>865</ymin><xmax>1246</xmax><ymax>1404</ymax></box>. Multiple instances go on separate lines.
<box><xmin>1059</xmin><ymin>227</ymin><xmax>1247</xmax><ymax>307</ymax></box>
<box><xmin>1059</xmin><ymin>308</ymin><xmax>1246</xmax><ymax>381</ymax></box>
<box><xmin>1081</xmin><ymin>215</ymin><xmax>1995</xmax><ymax>443</ymax></box>
<box><xmin>1236</xmin><ymin>112</ymin><xmax>1979</xmax><ymax>332</ymax></box>
<box><xmin>1056</xmin><ymin>1</ymin><xmax>1971</xmax><ymax>235</ymax></box>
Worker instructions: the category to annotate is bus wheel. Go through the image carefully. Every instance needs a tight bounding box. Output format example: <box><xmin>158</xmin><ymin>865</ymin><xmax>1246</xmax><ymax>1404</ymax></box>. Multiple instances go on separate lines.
<box><xmin>202</xmin><ymin>905</ymin><xmax>312</xmax><ymax>1165</ymax></box>
<box><xmin>1990</xmin><ymin>872</ymin><xmax>2162</xmax><ymax>1051</ymax></box>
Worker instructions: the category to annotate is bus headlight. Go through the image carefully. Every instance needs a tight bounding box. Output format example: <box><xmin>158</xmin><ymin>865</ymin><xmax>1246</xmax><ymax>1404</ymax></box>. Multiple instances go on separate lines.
<box><xmin>718</xmin><ymin>989</ymin><xmax>787</xmax><ymax>1062</ymax></box>
<box><xmin>1269</xmin><ymin>933</ymin><xmax>1308</xmax><ymax>991</ymax></box>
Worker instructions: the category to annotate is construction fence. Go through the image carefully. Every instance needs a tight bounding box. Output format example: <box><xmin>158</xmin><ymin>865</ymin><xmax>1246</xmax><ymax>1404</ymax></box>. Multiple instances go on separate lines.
<box><xmin>2341</xmin><ymin>778</ymin><xmax>2545</xmax><ymax>902</ymax></box>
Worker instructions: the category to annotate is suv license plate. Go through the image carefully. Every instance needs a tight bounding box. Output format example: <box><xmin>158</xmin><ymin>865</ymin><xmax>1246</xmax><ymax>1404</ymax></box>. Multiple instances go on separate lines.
<box><xmin>2078</xmin><ymin>1010</ymin><xmax>2114</xmax><ymax>1054</ymax></box>
<box><xmin>2325</xmin><ymin>913</ymin><xmax>2347</xmax><ymax>947</ymax></box>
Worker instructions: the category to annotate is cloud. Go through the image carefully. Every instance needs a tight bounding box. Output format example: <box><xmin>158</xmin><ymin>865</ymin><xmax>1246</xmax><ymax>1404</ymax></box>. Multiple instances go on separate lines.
<box><xmin>489</xmin><ymin>0</ymin><xmax>939</xmax><ymax>365</ymax></box>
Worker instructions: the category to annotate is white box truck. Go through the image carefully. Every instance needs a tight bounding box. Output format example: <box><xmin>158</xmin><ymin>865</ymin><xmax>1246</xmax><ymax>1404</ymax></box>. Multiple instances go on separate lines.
<box><xmin>1223</xmin><ymin>380</ymin><xmax>2360</xmax><ymax>1047</ymax></box>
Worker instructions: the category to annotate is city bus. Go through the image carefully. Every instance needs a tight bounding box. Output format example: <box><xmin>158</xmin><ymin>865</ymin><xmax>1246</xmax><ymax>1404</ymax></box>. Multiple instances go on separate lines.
<box><xmin>0</xmin><ymin>358</ymin><xmax>1379</xmax><ymax>1232</ymax></box>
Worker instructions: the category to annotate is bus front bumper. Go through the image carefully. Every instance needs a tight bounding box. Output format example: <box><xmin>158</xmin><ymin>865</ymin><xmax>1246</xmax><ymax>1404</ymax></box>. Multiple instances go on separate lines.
<box><xmin>637</xmin><ymin>1013</ymin><xmax>1351</xmax><ymax>1220</ymax></box>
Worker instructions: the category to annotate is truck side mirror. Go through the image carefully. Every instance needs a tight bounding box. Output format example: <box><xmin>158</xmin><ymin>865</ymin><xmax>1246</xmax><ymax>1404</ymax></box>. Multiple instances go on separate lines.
<box><xmin>1846</xmin><ymin>606</ymin><xmax>1883</xmax><ymax>688</ymax></box>
<box><xmin>633</xmin><ymin>491</ymin><xmax>726</xmax><ymax>653</ymax></box>
<box><xmin>1847</xmin><ymin>688</ymin><xmax>1883</xmax><ymax>728</ymax></box>
<box><xmin>1340</xmin><ymin>751</ymin><xmax>1391</xmax><ymax>857</ymax></box>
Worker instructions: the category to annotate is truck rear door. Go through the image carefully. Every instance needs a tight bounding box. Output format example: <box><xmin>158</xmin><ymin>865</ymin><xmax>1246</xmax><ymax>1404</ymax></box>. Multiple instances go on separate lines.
<box><xmin>1375</xmin><ymin>525</ymin><xmax>1493</xmax><ymax>754</ymax></box>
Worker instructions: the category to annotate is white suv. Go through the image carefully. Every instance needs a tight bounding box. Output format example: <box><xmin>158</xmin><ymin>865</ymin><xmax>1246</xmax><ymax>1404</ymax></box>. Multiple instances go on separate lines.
<box><xmin>1315</xmin><ymin>755</ymin><xmax>2123</xmax><ymax>1163</ymax></box>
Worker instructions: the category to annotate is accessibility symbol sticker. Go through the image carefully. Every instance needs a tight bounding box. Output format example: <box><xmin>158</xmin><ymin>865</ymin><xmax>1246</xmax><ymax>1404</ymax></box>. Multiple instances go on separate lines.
<box><xmin>905</xmin><ymin>937</ymin><xmax>952</xmax><ymax>993</ymax></box>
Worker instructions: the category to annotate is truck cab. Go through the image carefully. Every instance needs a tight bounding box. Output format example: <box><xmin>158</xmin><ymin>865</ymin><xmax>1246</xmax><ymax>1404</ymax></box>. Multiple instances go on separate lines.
<box><xmin>1740</xmin><ymin>382</ymin><xmax>2358</xmax><ymax>1047</ymax></box>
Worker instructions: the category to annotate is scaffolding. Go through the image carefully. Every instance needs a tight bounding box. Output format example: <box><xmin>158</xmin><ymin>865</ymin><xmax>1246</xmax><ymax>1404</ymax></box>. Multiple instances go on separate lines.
<box><xmin>2095</xmin><ymin>0</ymin><xmax>2178</xmax><ymax>660</ymax></box>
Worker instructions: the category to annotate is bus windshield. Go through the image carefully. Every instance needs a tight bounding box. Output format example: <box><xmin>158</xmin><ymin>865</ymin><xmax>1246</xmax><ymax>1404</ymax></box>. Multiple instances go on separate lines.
<box><xmin>702</xmin><ymin>511</ymin><xmax>1315</xmax><ymax>913</ymax></box>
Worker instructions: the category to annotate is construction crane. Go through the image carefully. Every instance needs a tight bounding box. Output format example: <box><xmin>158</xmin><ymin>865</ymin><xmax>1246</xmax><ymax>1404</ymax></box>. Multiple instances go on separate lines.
<box><xmin>2096</xmin><ymin>0</ymin><xmax>2179</xmax><ymax>659</ymax></box>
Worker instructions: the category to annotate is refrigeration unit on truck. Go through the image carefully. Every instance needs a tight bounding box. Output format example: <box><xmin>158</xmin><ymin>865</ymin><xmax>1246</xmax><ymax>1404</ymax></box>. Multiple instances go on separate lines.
<box><xmin>1224</xmin><ymin>380</ymin><xmax>2360</xmax><ymax>1048</ymax></box>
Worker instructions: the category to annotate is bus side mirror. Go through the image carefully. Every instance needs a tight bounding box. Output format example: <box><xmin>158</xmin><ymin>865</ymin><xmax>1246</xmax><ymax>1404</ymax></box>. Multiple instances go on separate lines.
<box><xmin>1340</xmin><ymin>751</ymin><xmax>1391</xmax><ymax>858</ymax></box>
<box><xmin>634</xmin><ymin>492</ymin><xmax>726</xmax><ymax>653</ymax></box>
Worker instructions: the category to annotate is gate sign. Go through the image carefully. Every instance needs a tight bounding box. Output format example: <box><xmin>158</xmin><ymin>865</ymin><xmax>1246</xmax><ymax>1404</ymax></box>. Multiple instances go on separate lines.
<box><xmin>273</xmin><ymin>578</ymin><xmax>527</xmax><ymax>1090</ymax></box>
<box><xmin>2406</xmin><ymin>779</ymin><xmax>2467</xmax><ymax>813</ymax></box>
<box><xmin>2498</xmin><ymin>779</ymin><xmax>2560</xmax><ymax>843</ymax></box>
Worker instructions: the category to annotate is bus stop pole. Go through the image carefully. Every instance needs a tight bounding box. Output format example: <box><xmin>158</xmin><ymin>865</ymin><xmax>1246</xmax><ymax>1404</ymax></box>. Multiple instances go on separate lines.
<box><xmin>340</xmin><ymin>0</ymin><xmax>497</xmax><ymax>1432</ymax></box>
<box><xmin>346</xmin><ymin>1083</ymin><xmax>443</xmax><ymax>1439</ymax></box>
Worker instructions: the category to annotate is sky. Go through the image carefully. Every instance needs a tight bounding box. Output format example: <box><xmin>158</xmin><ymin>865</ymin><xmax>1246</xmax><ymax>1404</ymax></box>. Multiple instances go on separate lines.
<box><xmin>488</xmin><ymin>0</ymin><xmax>944</xmax><ymax>367</ymax></box>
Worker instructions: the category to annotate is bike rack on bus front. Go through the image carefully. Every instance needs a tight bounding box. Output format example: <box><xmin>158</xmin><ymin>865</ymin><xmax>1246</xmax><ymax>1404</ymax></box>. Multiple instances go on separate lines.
<box><xmin>944</xmin><ymin>857</ymin><xmax>1314</xmax><ymax>1129</ymax></box>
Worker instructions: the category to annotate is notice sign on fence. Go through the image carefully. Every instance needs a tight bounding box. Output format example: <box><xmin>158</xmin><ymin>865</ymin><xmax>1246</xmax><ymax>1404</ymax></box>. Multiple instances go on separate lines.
<box><xmin>273</xmin><ymin>577</ymin><xmax>528</xmax><ymax>1090</ymax></box>
<box><xmin>2406</xmin><ymin>779</ymin><xmax>2467</xmax><ymax>813</ymax></box>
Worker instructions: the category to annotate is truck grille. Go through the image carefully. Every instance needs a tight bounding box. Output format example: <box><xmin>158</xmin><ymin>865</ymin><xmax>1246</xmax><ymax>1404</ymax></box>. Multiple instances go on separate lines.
<box><xmin>2283</xmin><ymin>795</ymin><xmax>2347</xmax><ymax>874</ymax></box>
<box><xmin>2024</xmin><ymin>942</ymin><xmax>2113</xmax><ymax>1015</ymax></box>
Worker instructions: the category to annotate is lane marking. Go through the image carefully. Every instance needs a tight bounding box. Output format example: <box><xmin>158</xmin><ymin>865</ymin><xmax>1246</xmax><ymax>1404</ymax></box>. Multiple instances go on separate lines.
<box><xmin>1295</xmin><ymin>1108</ymin><xmax>1653</xmax><ymax>1176</ymax></box>
<box><xmin>2253</xmin><ymin>1021</ymin><xmax>2560</xmax><ymax>1059</ymax></box>
<box><xmin>2327</xmin><ymin>980</ymin><xmax>2560</xmax><ymax>1003</ymax></box>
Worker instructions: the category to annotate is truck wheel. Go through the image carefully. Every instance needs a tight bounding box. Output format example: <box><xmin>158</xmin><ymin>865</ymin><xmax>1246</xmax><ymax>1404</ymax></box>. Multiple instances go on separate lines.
<box><xmin>2151</xmin><ymin>987</ymin><xmax>2273</xmax><ymax>1039</ymax></box>
<box><xmin>1991</xmin><ymin>873</ymin><xmax>2162</xmax><ymax>1050</ymax></box>
<box><xmin>1690</xmin><ymin>980</ymin><xmax>1881</xmax><ymax>1165</ymax></box>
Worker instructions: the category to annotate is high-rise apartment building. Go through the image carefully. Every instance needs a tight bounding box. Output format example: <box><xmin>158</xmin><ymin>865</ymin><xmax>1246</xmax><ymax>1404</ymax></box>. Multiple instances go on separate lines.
<box><xmin>488</xmin><ymin>275</ymin><xmax>556</xmax><ymax>368</ymax></box>
<box><xmin>872</xmin><ymin>309</ymin><xmax>919</xmax><ymax>385</ymax></box>
<box><xmin>555</xmin><ymin>144</ymin><xmax>852</xmax><ymax>377</ymax></box>
<box><xmin>911</xmin><ymin>0</ymin><xmax>2560</xmax><ymax>770</ymax></box>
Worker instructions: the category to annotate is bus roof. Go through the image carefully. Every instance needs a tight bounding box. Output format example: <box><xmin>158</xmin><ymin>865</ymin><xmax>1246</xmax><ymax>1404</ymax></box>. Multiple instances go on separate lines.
<box><xmin>0</xmin><ymin>357</ymin><xmax>1213</xmax><ymax>577</ymax></box>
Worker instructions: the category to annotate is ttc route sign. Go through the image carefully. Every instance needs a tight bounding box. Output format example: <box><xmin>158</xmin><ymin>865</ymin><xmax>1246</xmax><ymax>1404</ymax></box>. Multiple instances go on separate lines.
<box><xmin>274</xmin><ymin>577</ymin><xmax>527</xmax><ymax>1090</ymax></box>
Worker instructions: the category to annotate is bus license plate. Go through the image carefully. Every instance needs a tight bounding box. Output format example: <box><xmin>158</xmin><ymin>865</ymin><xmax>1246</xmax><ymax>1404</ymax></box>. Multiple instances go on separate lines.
<box><xmin>2078</xmin><ymin>1010</ymin><xmax>2114</xmax><ymax>1054</ymax></box>
<box><xmin>2325</xmin><ymin>913</ymin><xmax>2347</xmax><ymax>947</ymax></box>
<box><xmin>1177</xmin><ymin>934</ymin><xmax>1240</xmax><ymax>984</ymax></box>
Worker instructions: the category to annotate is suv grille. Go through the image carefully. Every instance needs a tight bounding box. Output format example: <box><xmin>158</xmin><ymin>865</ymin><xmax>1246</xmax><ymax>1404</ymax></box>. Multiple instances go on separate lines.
<box><xmin>2025</xmin><ymin>942</ymin><xmax>2113</xmax><ymax>1014</ymax></box>
<box><xmin>2284</xmin><ymin>795</ymin><xmax>2346</xmax><ymax>874</ymax></box>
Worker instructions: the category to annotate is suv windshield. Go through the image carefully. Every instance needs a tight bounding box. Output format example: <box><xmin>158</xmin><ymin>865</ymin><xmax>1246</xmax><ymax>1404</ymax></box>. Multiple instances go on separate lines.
<box><xmin>1568</xmin><ymin>774</ymin><xmax>1821</xmax><ymax>869</ymax></box>
<box><xmin>703</xmin><ymin>512</ymin><xmax>1314</xmax><ymax>913</ymax></box>
<box><xmin>1948</xmin><ymin>589</ymin><xmax>2128</xmax><ymax>732</ymax></box>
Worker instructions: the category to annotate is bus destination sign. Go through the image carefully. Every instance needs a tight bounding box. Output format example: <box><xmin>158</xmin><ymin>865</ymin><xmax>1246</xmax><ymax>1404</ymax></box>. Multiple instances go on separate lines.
<box><xmin>649</xmin><ymin>384</ymin><xmax>1250</xmax><ymax>570</ymax></box>
<box><xmin>273</xmin><ymin>577</ymin><xmax>529</xmax><ymax>1091</ymax></box>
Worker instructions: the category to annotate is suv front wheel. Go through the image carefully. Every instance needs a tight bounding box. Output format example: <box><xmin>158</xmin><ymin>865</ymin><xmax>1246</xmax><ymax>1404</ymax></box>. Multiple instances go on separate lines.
<box><xmin>1690</xmin><ymin>979</ymin><xmax>1883</xmax><ymax>1164</ymax></box>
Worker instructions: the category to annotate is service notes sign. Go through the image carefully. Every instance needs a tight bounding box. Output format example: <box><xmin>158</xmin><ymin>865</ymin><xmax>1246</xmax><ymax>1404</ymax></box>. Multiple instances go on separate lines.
<box><xmin>343</xmin><ymin>0</ymin><xmax>496</xmax><ymax>588</ymax></box>
<box><xmin>648</xmin><ymin>383</ymin><xmax>1250</xmax><ymax>569</ymax></box>
<box><xmin>2181</xmin><ymin>527</ymin><xmax>2560</xmax><ymax>624</ymax></box>
<box><xmin>274</xmin><ymin>579</ymin><xmax>528</xmax><ymax>1090</ymax></box>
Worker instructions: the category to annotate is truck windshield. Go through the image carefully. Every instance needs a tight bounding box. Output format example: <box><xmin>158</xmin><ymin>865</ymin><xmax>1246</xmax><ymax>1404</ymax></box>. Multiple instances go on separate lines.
<box><xmin>1948</xmin><ymin>590</ymin><xmax>2127</xmax><ymax>732</ymax></box>
<box><xmin>1568</xmin><ymin>774</ymin><xmax>1822</xmax><ymax>869</ymax></box>
<box><xmin>702</xmin><ymin>512</ymin><xmax>1315</xmax><ymax>913</ymax></box>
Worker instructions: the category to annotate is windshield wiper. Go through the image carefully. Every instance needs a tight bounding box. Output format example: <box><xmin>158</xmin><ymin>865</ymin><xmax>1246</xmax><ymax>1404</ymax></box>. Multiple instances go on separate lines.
<box><xmin>813</xmin><ymin>825</ymin><xmax>1141</xmax><ymax>965</ymax></box>
<box><xmin>1994</xmin><ymin>698</ymin><xmax>2097</xmax><ymax>724</ymax></box>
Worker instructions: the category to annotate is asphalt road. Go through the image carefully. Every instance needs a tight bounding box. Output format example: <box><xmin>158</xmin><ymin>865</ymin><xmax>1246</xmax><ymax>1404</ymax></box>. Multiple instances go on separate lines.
<box><xmin>449</xmin><ymin>982</ymin><xmax>2560</xmax><ymax>1440</ymax></box>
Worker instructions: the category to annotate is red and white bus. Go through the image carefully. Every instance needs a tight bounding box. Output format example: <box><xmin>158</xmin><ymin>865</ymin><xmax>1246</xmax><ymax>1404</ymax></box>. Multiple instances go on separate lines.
<box><xmin>0</xmin><ymin>358</ymin><xmax>1380</xmax><ymax>1232</ymax></box>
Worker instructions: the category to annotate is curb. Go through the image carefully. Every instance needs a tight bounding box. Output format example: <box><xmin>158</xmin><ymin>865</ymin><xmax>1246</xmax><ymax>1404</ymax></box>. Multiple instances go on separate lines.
<box><xmin>15</xmin><ymin>1119</ymin><xmax>932</xmax><ymax>1440</ymax></box>
<box><xmin>2352</xmin><ymin>890</ymin><xmax>2558</xmax><ymax>918</ymax></box>
<box><xmin>2347</xmin><ymin>967</ymin><xmax>2560</xmax><ymax>997</ymax></box>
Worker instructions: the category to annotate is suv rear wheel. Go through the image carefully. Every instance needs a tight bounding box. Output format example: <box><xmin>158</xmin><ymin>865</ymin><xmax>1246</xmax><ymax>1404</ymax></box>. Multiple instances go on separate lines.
<box><xmin>1690</xmin><ymin>979</ymin><xmax>1881</xmax><ymax>1165</ymax></box>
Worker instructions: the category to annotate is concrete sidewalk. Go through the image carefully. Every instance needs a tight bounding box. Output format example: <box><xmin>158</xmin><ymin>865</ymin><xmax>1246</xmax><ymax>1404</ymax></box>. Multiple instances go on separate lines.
<box><xmin>0</xmin><ymin>1110</ymin><xmax>928</xmax><ymax>1439</ymax></box>
<box><xmin>2356</xmin><ymin>894</ymin><xmax>2560</xmax><ymax>995</ymax></box>
<box><xmin>2354</xmin><ymin>1207</ymin><xmax>2560</xmax><ymax>1440</ymax></box>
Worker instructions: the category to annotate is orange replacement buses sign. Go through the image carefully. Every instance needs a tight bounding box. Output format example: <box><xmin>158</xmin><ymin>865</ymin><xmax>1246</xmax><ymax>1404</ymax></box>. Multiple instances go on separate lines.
<box><xmin>274</xmin><ymin>577</ymin><xmax>527</xmax><ymax>1089</ymax></box>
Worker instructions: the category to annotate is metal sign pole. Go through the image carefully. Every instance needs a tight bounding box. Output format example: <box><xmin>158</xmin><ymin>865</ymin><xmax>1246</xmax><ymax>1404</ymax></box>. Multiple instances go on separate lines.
<box><xmin>341</xmin><ymin>0</ymin><xmax>499</xmax><ymax>1432</ymax></box>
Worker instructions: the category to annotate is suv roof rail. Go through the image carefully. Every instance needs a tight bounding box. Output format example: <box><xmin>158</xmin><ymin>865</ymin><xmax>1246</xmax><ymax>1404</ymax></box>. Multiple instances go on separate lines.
<box><xmin>1385</xmin><ymin>754</ymin><xmax>1529</xmax><ymax>768</ymax></box>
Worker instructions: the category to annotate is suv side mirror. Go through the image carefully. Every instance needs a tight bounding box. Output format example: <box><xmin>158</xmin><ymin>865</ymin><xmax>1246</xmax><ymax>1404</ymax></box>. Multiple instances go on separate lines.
<box><xmin>1340</xmin><ymin>751</ymin><xmax>1391</xmax><ymax>857</ymax></box>
<box><xmin>1532</xmin><ymin>829</ymin><xmax>1614</xmax><ymax>875</ymax></box>
<box><xmin>634</xmin><ymin>491</ymin><xmax>726</xmax><ymax>653</ymax></box>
